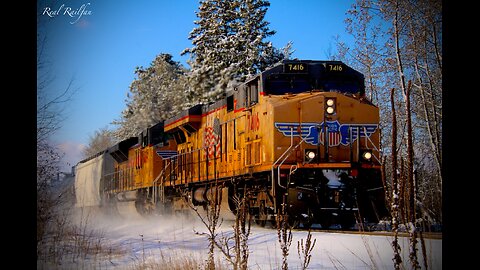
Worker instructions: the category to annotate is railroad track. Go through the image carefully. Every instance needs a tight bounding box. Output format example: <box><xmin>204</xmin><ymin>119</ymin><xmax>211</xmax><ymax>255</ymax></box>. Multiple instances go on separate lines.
<box><xmin>292</xmin><ymin>228</ymin><xmax>442</xmax><ymax>240</ymax></box>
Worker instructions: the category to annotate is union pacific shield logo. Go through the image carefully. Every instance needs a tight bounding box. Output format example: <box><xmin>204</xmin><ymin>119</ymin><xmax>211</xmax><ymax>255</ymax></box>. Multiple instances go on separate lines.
<box><xmin>319</xmin><ymin>121</ymin><xmax>341</xmax><ymax>146</ymax></box>
<box><xmin>274</xmin><ymin>121</ymin><xmax>377</xmax><ymax>146</ymax></box>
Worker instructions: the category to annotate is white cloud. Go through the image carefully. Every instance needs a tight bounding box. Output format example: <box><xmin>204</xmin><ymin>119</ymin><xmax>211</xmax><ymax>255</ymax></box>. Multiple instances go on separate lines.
<box><xmin>56</xmin><ymin>141</ymin><xmax>86</xmax><ymax>172</ymax></box>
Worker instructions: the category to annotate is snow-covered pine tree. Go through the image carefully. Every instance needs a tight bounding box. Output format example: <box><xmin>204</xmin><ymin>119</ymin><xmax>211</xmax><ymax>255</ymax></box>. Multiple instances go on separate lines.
<box><xmin>236</xmin><ymin>0</ymin><xmax>293</xmax><ymax>74</ymax></box>
<box><xmin>112</xmin><ymin>54</ymin><xmax>187</xmax><ymax>141</ymax></box>
<box><xmin>182</xmin><ymin>0</ymin><xmax>288</xmax><ymax>105</ymax></box>
<box><xmin>182</xmin><ymin>0</ymin><xmax>236</xmax><ymax>104</ymax></box>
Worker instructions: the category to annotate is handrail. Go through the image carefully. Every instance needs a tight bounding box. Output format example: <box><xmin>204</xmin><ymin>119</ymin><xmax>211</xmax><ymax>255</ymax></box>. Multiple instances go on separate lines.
<box><xmin>153</xmin><ymin>161</ymin><xmax>172</xmax><ymax>204</ymax></box>
<box><xmin>159</xmin><ymin>142</ymin><xmax>221</xmax><ymax>183</ymax></box>
<box><xmin>362</xmin><ymin>126</ymin><xmax>382</xmax><ymax>164</ymax></box>
<box><xmin>271</xmin><ymin>127</ymin><xmax>294</xmax><ymax>196</ymax></box>
<box><xmin>277</xmin><ymin>131</ymin><xmax>312</xmax><ymax>189</ymax></box>
<box><xmin>271</xmin><ymin>126</ymin><xmax>313</xmax><ymax>190</ymax></box>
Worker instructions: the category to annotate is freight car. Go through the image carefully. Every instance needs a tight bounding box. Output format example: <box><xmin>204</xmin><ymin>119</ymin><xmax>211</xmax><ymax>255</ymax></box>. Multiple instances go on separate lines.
<box><xmin>75</xmin><ymin>60</ymin><xmax>389</xmax><ymax>228</ymax></box>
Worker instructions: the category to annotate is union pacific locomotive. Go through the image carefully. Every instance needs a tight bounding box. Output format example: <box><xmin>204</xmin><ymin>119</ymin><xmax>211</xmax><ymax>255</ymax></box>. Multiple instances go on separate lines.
<box><xmin>74</xmin><ymin>60</ymin><xmax>388</xmax><ymax>229</ymax></box>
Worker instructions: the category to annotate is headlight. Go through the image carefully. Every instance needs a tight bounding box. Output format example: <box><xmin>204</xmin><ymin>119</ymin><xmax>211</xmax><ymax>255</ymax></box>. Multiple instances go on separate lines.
<box><xmin>362</xmin><ymin>151</ymin><xmax>372</xmax><ymax>160</ymax></box>
<box><xmin>307</xmin><ymin>151</ymin><xmax>316</xmax><ymax>160</ymax></box>
<box><xmin>325</xmin><ymin>98</ymin><xmax>336</xmax><ymax>115</ymax></box>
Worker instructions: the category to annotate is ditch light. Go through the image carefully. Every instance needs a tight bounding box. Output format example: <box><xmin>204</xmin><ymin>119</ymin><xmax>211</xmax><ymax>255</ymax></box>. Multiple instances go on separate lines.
<box><xmin>304</xmin><ymin>149</ymin><xmax>318</xmax><ymax>163</ymax></box>
<box><xmin>361</xmin><ymin>150</ymin><xmax>373</xmax><ymax>161</ymax></box>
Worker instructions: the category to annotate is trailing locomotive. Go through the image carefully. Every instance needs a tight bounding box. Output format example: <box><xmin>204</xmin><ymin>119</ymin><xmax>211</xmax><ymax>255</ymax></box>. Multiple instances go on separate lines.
<box><xmin>75</xmin><ymin>60</ymin><xmax>388</xmax><ymax>228</ymax></box>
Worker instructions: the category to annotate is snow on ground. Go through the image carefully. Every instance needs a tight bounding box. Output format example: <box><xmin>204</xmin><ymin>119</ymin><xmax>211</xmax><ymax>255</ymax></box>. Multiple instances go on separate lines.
<box><xmin>51</xmin><ymin>207</ymin><xmax>442</xmax><ymax>270</ymax></box>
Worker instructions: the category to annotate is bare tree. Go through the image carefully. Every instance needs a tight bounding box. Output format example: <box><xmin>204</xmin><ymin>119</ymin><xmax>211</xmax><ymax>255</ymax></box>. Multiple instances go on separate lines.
<box><xmin>82</xmin><ymin>126</ymin><xmax>117</xmax><ymax>158</ymax></box>
<box><xmin>385</xmin><ymin>0</ymin><xmax>442</xmax><ymax>227</ymax></box>
<box><xmin>390</xmin><ymin>88</ymin><xmax>402</xmax><ymax>270</ymax></box>
<box><xmin>37</xmin><ymin>2</ymin><xmax>77</xmax><ymax>257</ymax></box>
<box><xmin>405</xmin><ymin>81</ymin><xmax>420</xmax><ymax>269</ymax></box>
<box><xmin>339</xmin><ymin>0</ymin><xmax>442</xmax><ymax>228</ymax></box>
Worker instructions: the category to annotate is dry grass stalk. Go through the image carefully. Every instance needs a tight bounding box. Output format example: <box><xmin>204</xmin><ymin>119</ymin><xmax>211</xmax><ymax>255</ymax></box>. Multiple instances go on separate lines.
<box><xmin>190</xmin><ymin>183</ymin><xmax>223</xmax><ymax>270</ymax></box>
<box><xmin>276</xmin><ymin>198</ymin><xmax>292</xmax><ymax>270</ymax></box>
<box><xmin>297</xmin><ymin>228</ymin><xmax>316</xmax><ymax>270</ymax></box>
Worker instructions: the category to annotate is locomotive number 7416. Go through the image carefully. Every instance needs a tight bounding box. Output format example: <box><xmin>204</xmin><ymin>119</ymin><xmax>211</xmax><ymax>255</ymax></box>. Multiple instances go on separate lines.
<box><xmin>287</xmin><ymin>63</ymin><xmax>305</xmax><ymax>71</ymax></box>
<box><xmin>284</xmin><ymin>63</ymin><xmax>308</xmax><ymax>73</ymax></box>
<box><xmin>328</xmin><ymin>64</ymin><xmax>343</xmax><ymax>71</ymax></box>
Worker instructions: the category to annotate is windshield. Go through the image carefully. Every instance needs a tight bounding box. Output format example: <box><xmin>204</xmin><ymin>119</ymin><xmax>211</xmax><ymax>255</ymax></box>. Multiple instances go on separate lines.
<box><xmin>262</xmin><ymin>61</ymin><xmax>365</xmax><ymax>96</ymax></box>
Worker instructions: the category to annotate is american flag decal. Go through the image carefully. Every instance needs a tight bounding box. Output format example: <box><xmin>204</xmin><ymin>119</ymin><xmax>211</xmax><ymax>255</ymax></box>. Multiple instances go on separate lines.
<box><xmin>204</xmin><ymin>118</ymin><xmax>221</xmax><ymax>159</ymax></box>
<box><xmin>319</xmin><ymin>131</ymin><xmax>341</xmax><ymax>146</ymax></box>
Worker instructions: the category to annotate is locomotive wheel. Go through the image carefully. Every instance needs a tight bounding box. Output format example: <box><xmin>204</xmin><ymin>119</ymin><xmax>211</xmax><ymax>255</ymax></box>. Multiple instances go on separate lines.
<box><xmin>135</xmin><ymin>199</ymin><xmax>155</xmax><ymax>216</ymax></box>
<box><xmin>255</xmin><ymin>201</ymin><xmax>267</xmax><ymax>227</ymax></box>
<box><xmin>254</xmin><ymin>218</ymin><xmax>266</xmax><ymax>227</ymax></box>
<box><xmin>339</xmin><ymin>213</ymin><xmax>356</xmax><ymax>230</ymax></box>
<box><xmin>301</xmin><ymin>217</ymin><xmax>313</xmax><ymax>229</ymax></box>
<box><xmin>300</xmin><ymin>210</ymin><xmax>314</xmax><ymax>229</ymax></box>
<box><xmin>320</xmin><ymin>217</ymin><xmax>332</xmax><ymax>229</ymax></box>
<box><xmin>155</xmin><ymin>200</ymin><xmax>173</xmax><ymax>216</ymax></box>
<box><xmin>288</xmin><ymin>217</ymin><xmax>299</xmax><ymax>229</ymax></box>
<box><xmin>269</xmin><ymin>218</ymin><xmax>277</xmax><ymax>229</ymax></box>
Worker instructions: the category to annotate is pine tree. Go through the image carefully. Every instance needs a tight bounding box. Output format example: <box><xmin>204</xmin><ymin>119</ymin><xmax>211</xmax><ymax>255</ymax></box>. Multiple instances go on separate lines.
<box><xmin>112</xmin><ymin>54</ymin><xmax>187</xmax><ymax>140</ymax></box>
<box><xmin>182</xmin><ymin>0</ymin><xmax>286</xmax><ymax>104</ymax></box>
<box><xmin>237</xmin><ymin>0</ymin><xmax>291</xmax><ymax>74</ymax></box>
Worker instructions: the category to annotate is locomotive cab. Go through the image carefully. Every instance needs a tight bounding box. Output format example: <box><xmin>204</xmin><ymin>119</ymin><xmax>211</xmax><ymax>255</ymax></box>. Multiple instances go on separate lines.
<box><xmin>259</xmin><ymin>60</ymin><xmax>387</xmax><ymax>228</ymax></box>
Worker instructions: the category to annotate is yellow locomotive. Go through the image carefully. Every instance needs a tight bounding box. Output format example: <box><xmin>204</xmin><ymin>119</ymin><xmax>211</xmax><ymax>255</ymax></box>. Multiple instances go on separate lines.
<box><xmin>75</xmin><ymin>60</ymin><xmax>388</xmax><ymax>228</ymax></box>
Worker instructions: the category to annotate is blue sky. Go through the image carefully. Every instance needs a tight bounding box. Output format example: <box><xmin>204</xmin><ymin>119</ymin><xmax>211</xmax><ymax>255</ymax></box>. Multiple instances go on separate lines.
<box><xmin>38</xmin><ymin>0</ymin><xmax>355</xmax><ymax>170</ymax></box>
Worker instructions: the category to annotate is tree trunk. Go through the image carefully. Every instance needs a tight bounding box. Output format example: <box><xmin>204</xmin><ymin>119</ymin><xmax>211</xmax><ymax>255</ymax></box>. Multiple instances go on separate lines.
<box><xmin>390</xmin><ymin>88</ymin><xmax>402</xmax><ymax>270</ymax></box>
<box><xmin>405</xmin><ymin>81</ymin><xmax>419</xmax><ymax>269</ymax></box>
